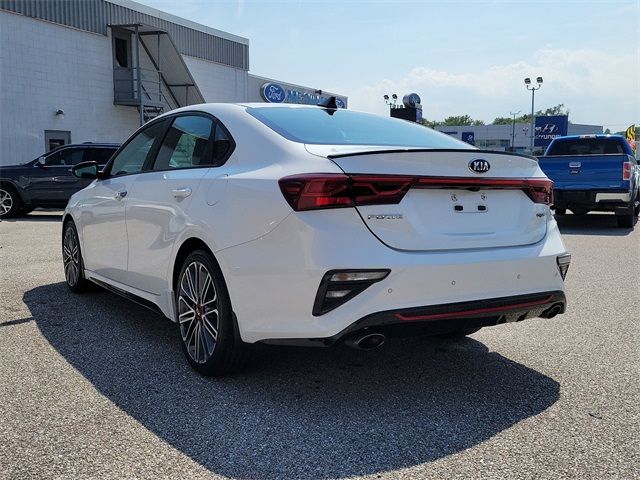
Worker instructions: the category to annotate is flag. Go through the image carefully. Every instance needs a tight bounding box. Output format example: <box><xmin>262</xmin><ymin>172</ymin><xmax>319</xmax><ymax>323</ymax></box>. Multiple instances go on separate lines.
<box><xmin>626</xmin><ymin>125</ymin><xmax>636</xmax><ymax>153</ymax></box>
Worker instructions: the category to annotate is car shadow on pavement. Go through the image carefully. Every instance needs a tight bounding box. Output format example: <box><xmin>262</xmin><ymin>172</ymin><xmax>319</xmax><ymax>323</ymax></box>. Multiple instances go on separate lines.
<box><xmin>555</xmin><ymin>212</ymin><xmax>635</xmax><ymax>236</ymax></box>
<box><xmin>25</xmin><ymin>282</ymin><xmax>560</xmax><ymax>480</ymax></box>
<box><xmin>1</xmin><ymin>213</ymin><xmax>63</xmax><ymax>223</ymax></box>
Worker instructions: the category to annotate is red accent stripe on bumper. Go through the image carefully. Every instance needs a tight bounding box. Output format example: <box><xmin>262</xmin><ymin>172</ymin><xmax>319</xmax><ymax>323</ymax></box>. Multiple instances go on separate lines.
<box><xmin>394</xmin><ymin>295</ymin><xmax>555</xmax><ymax>322</ymax></box>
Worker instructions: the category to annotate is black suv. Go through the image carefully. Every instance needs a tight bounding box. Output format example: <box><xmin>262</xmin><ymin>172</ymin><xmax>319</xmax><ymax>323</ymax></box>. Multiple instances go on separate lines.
<box><xmin>0</xmin><ymin>143</ymin><xmax>119</xmax><ymax>217</ymax></box>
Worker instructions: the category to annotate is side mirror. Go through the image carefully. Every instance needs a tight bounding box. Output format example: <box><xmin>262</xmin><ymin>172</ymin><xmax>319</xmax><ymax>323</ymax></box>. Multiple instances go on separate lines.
<box><xmin>72</xmin><ymin>161</ymin><xmax>99</xmax><ymax>179</ymax></box>
<box><xmin>37</xmin><ymin>156</ymin><xmax>46</xmax><ymax>166</ymax></box>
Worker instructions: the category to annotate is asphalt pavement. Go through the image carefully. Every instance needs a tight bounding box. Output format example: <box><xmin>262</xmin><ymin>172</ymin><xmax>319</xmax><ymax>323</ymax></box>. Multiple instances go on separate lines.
<box><xmin>0</xmin><ymin>211</ymin><xmax>638</xmax><ymax>479</ymax></box>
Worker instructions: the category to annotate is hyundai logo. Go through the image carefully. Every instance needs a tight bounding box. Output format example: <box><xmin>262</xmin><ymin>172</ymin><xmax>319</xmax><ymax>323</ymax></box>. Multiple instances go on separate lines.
<box><xmin>469</xmin><ymin>159</ymin><xmax>490</xmax><ymax>174</ymax></box>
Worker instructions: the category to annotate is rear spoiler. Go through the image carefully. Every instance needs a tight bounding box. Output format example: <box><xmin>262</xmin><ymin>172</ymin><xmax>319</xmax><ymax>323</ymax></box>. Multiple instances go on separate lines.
<box><xmin>328</xmin><ymin>148</ymin><xmax>538</xmax><ymax>161</ymax></box>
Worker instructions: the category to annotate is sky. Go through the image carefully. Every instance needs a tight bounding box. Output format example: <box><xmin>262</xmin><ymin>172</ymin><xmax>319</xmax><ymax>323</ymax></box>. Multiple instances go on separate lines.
<box><xmin>142</xmin><ymin>0</ymin><xmax>639</xmax><ymax>132</ymax></box>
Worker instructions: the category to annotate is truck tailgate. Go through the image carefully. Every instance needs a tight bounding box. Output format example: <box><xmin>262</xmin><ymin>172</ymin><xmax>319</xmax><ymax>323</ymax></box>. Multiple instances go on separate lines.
<box><xmin>538</xmin><ymin>154</ymin><xmax>627</xmax><ymax>190</ymax></box>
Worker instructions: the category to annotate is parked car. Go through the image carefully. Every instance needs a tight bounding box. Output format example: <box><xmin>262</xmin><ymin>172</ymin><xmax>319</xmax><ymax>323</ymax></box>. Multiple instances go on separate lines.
<box><xmin>538</xmin><ymin>135</ymin><xmax>639</xmax><ymax>228</ymax></box>
<box><xmin>0</xmin><ymin>143</ymin><xmax>119</xmax><ymax>217</ymax></box>
<box><xmin>62</xmin><ymin>103</ymin><xmax>570</xmax><ymax>376</ymax></box>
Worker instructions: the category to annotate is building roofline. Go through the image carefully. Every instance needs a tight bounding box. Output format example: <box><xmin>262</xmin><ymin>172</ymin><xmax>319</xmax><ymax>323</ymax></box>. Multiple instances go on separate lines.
<box><xmin>107</xmin><ymin>0</ymin><xmax>249</xmax><ymax>45</ymax></box>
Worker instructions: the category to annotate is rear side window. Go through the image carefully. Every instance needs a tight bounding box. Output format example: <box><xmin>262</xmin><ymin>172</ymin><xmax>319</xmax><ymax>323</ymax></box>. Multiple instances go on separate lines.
<box><xmin>247</xmin><ymin>107</ymin><xmax>472</xmax><ymax>149</ymax></box>
<box><xmin>87</xmin><ymin>148</ymin><xmax>116</xmax><ymax>165</ymax></box>
<box><xmin>547</xmin><ymin>138</ymin><xmax>626</xmax><ymax>156</ymax></box>
<box><xmin>153</xmin><ymin>116</ymin><xmax>214</xmax><ymax>170</ymax></box>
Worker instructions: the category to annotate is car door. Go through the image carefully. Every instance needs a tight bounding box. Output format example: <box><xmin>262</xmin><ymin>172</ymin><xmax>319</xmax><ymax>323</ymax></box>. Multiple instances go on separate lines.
<box><xmin>79</xmin><ymin>121</ymin><xmax>168</xmax><ymax>284</ymax></box>
<box><xmin>27</xmin><ymin>147</ymin><xmax>85</xmax><ymax>204</ymax></box>
<box><xmin>125</xmin><ymin>114</ymin><xmax>233</xmax><ymax>295</ymax></box>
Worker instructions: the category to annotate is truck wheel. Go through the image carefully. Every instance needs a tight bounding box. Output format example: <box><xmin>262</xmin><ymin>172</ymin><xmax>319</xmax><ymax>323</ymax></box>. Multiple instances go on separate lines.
<box><xmin>616</xmin><ymin>210</ymin><xmax>634</xmax><ymax>228</ymax></box>
<box><xmin>0</xmin><ymin>185</ymin><xmax>22</xmax><ymax>218</ymax></box>
<box><xmin>554</xmin><ymin>208</ymin><xmax>566</xmax><ymax>215</ymax></box>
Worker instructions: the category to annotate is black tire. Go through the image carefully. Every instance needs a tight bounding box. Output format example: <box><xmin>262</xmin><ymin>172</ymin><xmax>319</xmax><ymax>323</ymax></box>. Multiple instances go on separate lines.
<box><xmin>438</xmin><ymin>327</ymin><xmax>482</xmax><ymax>339</ymax></box>
<box><xmin>175</xmin><ymin>250</ymin><xmax>249</xmax><ymax>376</ymax></box>
<box><xmin>0</xmin><ymin>184</ymin><xmax>23</xmax><ymax>218</ymax></box>
<box><xmin>616</xmin><ymin>210</ymin><xmax>634</xmax><ymax>228</ymax></box>
<box><xmin>554</xmin><ymin>208</ymin><xmax>567</xmax><ymax>215</ymax></box>
<box><xmin>62</xmin><ymin>221</ymin><xmax>92</xmax><ymax>293</ymax></box>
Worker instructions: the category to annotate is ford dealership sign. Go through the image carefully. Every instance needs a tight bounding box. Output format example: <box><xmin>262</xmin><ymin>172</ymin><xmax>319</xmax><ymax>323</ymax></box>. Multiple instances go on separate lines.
<box><xmin>261</xmin><ymin>82</ymin><xmax>347</xmax><ymax>108</ymax></box>
<box><xmin>261</xmin><ymin>83</ymin><xmax>287</xmax><ymax>103</ymax></box>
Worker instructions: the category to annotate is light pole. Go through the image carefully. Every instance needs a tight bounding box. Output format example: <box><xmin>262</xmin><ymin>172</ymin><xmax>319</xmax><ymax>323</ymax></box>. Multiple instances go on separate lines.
<box><xmin>510</xmin><ymin>110</ymin><xmax>521</xmax><ymax>151</ymax></box>
<box><xmin>524</xmin><ymin>76</ymin><xmax>543</xmax><ymax>152</ymax></box>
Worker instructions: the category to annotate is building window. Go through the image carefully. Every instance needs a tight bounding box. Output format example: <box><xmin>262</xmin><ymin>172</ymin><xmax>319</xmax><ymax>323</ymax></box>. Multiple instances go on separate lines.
<box><xmin>114</xmin><ymin>37</ymin><xmax>130</xmax><ymax>68</ymax></box>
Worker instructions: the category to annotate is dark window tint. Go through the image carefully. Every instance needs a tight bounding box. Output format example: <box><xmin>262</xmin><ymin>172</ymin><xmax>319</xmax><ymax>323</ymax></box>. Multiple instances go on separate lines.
<box><xmin>212</xmin><ymin>122</ymin><xmax>233</xmax><ymax>163</ymax></box>
<box><xmin>115</xmin><ymin>37</ymin><xmax>129</xmax><ymax>68</ymax></box>
<box><xmin>46</xmin><ymin>148</ymin><xmax>84</xmax><ymax>166</ymax></box>
<box><xmin>247</xmin><ymin>107</ymin><xmax>472</xmax><ymax>148</ymax></box>
<box><xmin>153</xmin><ymin>116</ymin><xmax>214</xmax><ymax>170</ymax></box>
<box><xmin>86</xmin><ymin>148</ymin><xmax>116</xmax><ymax>165</ymax></box>
<box><xmin>110</xmin><ymin>122</ymin><xmax>166</xmax><ymax>176</ymax></box>
<box><xmin>547</xmin><ymin>138</ymin><xmax>626</xmax><ymax>156</ymax></box>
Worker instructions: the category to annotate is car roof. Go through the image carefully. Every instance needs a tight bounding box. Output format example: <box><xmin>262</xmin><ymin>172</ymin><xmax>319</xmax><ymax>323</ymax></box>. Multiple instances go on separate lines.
<box><xmin>47</xmin><ymin>143</ymin><xmax>120</xmax><ymax>154</ymax></box>
<box><xmin>552</xmin><ymin>134</ymin><xmax>623</xmax><ymax>141</ymax></box>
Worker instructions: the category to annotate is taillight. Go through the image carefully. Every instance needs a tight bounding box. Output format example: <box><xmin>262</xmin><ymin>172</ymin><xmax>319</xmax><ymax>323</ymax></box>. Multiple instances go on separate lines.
<box><xmin>279</xmin><ymin>174</ymin><xmax>554</xmax><ymax>211</ymax></box>
<box><xmin>623</xmin><ymin>162</ymin><xmax>632</xmax><ymax>181</ymax></box>
<box><xmin>279</xmin><ymin>174</ymin><xmax>354</xmax><ymax>211</ymax></box>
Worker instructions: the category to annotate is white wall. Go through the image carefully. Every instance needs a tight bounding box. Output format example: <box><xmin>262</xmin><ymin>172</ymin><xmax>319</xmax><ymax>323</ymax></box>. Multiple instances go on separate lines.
<box><xmin>183</xmin><ymin>56</ymin><xmax>248</xmax><ymax>103</ymax></box>
<box><xmin>0</xmin><ymin>12</ymin><xmax>140</xmax><ymax>165</ymax></box>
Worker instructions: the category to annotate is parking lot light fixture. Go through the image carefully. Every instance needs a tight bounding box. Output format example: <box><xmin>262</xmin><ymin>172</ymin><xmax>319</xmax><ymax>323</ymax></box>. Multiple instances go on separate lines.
<box><xmin>525</xmin><ymin>77</ymin><xmax>543</xmax><ymax>153</ymax></box>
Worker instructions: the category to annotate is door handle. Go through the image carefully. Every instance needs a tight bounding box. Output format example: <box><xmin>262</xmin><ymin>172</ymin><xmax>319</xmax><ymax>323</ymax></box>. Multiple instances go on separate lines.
<box><xmin>114</xmin><ymin>191</ymin><xmax>127</xmax><ymax>200</ymax></box>
<box><xmin>172</xmin><ymin>188</ymin><xmax>192</xmax><ymax>199</ymax></box>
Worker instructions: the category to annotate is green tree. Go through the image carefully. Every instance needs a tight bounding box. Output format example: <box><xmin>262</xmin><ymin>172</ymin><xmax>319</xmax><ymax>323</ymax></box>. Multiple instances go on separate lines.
<box><xmin>491</xmin><ymin>104</ymin><xmax>570</xmax><ymax>125</ymax></box>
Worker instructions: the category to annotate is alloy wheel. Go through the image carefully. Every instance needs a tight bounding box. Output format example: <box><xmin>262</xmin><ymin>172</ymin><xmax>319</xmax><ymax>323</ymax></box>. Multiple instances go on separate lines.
<box><xmin>63</xmin><ymin>226</ymin><xmax>80</xmax><ymax>286</ymax></box>
<box><xmin>0</xmin><ymin>188</ymin><xmax>13</xmax><ymax>216</ymax></box>
<box><xmin>178</xmin><ymin>261</ymin><xmax>219</xmax><ymax>364</ymax></box>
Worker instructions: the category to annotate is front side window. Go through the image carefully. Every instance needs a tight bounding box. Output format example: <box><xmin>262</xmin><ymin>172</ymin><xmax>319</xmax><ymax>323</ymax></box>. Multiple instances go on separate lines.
<box><xmin>109</xmin><ymin>121</ymin><xmax>167</xmax><ymax>176</ymax></box>
<box><xmin>46</xmin><ymin>148</ymin><xmax>84</xmax><ymax>166</ymax></box>
<box><xmin>247</xmin><ymin>106</ymin><xmax>473</xmax><ymax>149</ymax></box>
<box><xmin>153</xmin><ymin>116</ymin><xmax>214</xmax><ymax>170</ymax></box>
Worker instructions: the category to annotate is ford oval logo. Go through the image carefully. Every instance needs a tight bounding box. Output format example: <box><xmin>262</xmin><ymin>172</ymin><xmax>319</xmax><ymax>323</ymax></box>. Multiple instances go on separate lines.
<box><xmin>469</xmin><ymin>159</ymin><xmax>490</xmax><ymax>174</ymax></box>
<box><xmin>261</xmin><ymin>82</ymin><xmax>287</xmax><ymax>103</ymax></box>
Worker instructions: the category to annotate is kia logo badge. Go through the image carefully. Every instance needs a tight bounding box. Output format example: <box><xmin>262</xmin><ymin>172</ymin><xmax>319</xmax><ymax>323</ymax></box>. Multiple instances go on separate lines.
<box><xmin>469</xmin><ymin>159</ymin><xmax>490</xmax><ymax>174</ymax></box>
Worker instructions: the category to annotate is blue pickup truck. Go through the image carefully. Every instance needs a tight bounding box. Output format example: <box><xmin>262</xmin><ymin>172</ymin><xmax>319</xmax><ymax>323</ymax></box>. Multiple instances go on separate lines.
<box><xmin>538</xmin><ymin>135</ymin><xmax>639</xmax><ymax>228</ymax></box>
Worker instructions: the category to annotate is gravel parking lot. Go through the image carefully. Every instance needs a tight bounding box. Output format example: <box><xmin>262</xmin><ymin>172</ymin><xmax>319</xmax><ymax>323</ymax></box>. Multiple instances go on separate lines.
<box><xmin>0</xmin><ymin>212</ymin><xmax>638</xmax><ymax>480</ymax></box>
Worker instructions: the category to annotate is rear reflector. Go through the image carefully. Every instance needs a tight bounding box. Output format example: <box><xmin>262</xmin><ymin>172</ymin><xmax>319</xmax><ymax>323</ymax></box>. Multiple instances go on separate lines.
<box><xmin>557</xmin><ymin>253</ymin><xmax>571</xmax><ymax>280</ymax></box>
<box><xmin>279</xmin><ymin>174</ymin><xmax>553</xmax><ymax>211</ymax></box>
<box><xmin>623</xmin><ymin>162</ymin><xmax>632</xmax><ymax>181</ymax></box>
<box><xmin>313</xmin><ymin>269</ymin><xmax>390</xmax><ymax>316</ymax></box>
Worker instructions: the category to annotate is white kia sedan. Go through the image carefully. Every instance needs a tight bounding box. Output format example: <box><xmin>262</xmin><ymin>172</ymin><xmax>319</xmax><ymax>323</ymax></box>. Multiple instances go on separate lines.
<box><xmin>63</xmin><ymin>102</ymin><xmax>570</xmax><ymax>376</ymax></box>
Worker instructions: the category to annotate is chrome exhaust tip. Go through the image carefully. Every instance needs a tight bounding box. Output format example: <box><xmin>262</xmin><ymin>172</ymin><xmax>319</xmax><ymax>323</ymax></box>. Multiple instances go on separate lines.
<box><xmin>345</xmin><ymin>332</ymin><xmax>386</xmax><ymax>350</ymax></box>
<box><xmin>541</xmin><ymin>303</ymin><xmax>563</xmax><ymax>319</ymax></box>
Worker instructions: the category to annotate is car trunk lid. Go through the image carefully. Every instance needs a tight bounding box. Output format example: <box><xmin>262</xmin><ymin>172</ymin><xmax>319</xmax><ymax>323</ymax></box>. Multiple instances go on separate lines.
<box><xmin>323</xmin><ymin>148</ymin><xmax>550</xmax><ymax>252</ymax></box>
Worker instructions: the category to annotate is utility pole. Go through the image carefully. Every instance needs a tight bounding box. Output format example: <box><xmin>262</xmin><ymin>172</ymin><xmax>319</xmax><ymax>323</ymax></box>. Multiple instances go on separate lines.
<box><xmin>510</xmin><ymin>110</ymin><xmax>521</xmax><ymax>151</ymax></box>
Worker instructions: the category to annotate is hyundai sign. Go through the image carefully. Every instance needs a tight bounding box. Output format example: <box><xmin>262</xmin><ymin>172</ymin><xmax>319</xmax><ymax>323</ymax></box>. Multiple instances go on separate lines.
<box><xmin>462</xmin><ymin>131</ymin><xmax>475</xmax><ymax>145</ymax></box>
<box><xmin>535</xmin><ymin>115</ymin><xmax>568</xmax><ymax>147</ymax></box>
<box><xmin>260</xmin><ymin>82</ymin><xmax>347</xmax><ymax>108</ymax></box>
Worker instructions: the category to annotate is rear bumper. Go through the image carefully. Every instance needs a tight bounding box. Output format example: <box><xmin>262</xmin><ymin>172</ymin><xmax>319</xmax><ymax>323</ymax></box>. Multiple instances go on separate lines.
<box><xmin>216</xmin><ymin>208</ymin><xmax>568</xmax><ymax>343</ymax></box>
<box><xmin>263</xmin><ymin>291</ymin><xmax>567</xmax><ymax>346</ymax></box>
<box><xmin>554</xmin><ymin>189</ymin><xmax>633</xmax><ymax>211</ymax></box>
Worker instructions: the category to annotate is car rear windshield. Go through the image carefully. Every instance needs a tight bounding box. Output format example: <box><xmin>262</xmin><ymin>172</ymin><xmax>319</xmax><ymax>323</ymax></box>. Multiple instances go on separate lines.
<box><xmin>546</xmin><ymin>138</ymin><xmax>627</xmax><ymax>156</ymax></box>
<box><xmin>247</xmin><ymin>107</ymin><xmax>473</xmax><ymax>149</ymax></box>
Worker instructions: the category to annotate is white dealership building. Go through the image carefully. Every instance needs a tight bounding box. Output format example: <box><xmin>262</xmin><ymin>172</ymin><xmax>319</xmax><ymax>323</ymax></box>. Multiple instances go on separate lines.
<box><xmin>0</xmin><ymin>0</ymin><xmax>347</xmax><ymax>165</ymax></box>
